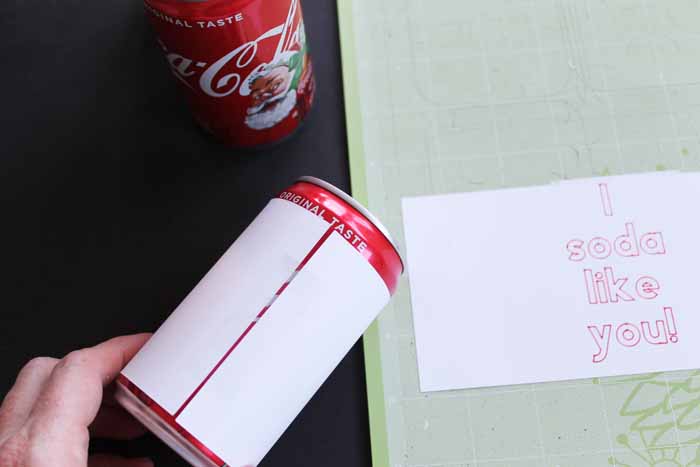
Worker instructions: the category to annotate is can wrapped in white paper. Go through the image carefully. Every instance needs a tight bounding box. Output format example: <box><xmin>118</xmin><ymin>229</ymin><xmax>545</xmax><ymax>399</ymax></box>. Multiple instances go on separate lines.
<box><xmin>115</xmin><ymin>177</ymin><xmax>403</xmax><ymax>467</ymax></box>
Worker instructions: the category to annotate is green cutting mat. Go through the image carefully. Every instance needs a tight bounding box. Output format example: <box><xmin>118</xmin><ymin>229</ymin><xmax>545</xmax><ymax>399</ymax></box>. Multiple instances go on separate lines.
<box><xmin>337</xmin><ymin>0</ymin><xmax>700</xmax><ymax>466</ymax></box>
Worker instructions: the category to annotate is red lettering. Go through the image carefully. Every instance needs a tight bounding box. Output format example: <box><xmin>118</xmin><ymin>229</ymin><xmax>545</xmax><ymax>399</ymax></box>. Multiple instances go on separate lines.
<box><xmin>582</xmin><ymin>268</ymin><xmax>660</xmax><ymax>304</ymax></box>
<box><xmin>614</xmin><ymin>223</ymin><xmax>640</xmax><ymax>257</ymax></box>
<box><xmin>588</xmin><ymin>308</ymin><xmax>678</xmax><ymax>362</ymax></box>
<box><xmin>565</xmin><ymin>223</ymin><xmax>666</xmax><ymax>260</ymax></box>
<box><xmin>588</xmin><ymin>237</ymin><xmax>612</xmax><ymax>259</ymax></box>
<box><xmin>636</xmin><ymin>276</ymin><xmax>660</xmax><ymax>300</ymax></box>
<box><xmin>604</xmin><ymin>267</ymin><xmax>634</xmax><ymax>303</ymax></box>
<box><xmin>588</xmin><ymin>325</ymin><xmax>612</xmax><ymax>363</ymax></box>
<box><xmin>616</xmin><ymin>323</ymin><xmax>641</xmax><ymax>347</ymax></box>
<box><xmin>640</xmin><ymin>232</ymin><xmax>666</xmax><ymax>255</ymax></box>
<box><xmin>567</xmin><ymin>239</ymin><xmax>585</xmax><ymax>262</ymax></box>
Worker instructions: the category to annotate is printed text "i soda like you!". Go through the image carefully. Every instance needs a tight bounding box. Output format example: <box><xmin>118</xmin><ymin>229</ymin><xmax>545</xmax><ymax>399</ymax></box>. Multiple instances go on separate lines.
<box><xmin>565</xmin><ymin>184</ymin><xmax>678</xmax><ymax>363</ymax></box>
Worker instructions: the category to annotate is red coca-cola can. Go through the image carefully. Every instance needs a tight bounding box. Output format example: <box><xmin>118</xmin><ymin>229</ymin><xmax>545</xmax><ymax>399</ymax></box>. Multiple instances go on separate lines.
<box><xmin>115</xmin><ymin>177</ymin><xmax>403</xmax><ymax>467</ymax></box>
<box><xmin>144</xmin><ymin>0</ymin><xmax>316</xmax><ymax>148</ymax></box>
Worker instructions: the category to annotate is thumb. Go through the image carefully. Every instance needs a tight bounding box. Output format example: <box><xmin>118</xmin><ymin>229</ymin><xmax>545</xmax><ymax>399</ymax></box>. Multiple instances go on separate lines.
<box><xmin>26</xmin><ymin>334</ymin><xmax>151</xmax><ymax>467</ymax></box>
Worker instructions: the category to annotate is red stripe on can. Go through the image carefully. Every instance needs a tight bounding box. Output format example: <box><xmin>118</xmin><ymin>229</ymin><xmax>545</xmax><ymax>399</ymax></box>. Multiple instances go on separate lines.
<box><xmin>278</xmin><ymin>181</ymin><xmax>402</xmax><ymax>295</ymax></box>
<box><xmin>173</xmin><ymin>225</ymin><xmax>335</xmax><ymax>419</ymax></box>
<box><xmin>117</xmin><ymin>375</ymin><xmax>226</xmax><ymax>467</ymax></box>
<box><xmin>275</xmin><ymin>281</ymin><xmax>291</xmax><ymax>295</ymax></box>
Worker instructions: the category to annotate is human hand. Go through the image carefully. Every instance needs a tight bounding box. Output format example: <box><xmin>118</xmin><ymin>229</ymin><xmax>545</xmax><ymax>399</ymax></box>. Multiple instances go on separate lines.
<box><xmin>0</xmin><ymin>334</ymin><xmax>152</xmax><ymax>467</ymax></box>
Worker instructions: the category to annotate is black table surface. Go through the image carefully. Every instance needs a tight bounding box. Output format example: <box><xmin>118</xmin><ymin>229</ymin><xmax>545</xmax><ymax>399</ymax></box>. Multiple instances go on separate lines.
<box><xmin>0</xmin><ymin>1</ymin><xmax>372</xmax><ymax>466</ymax></box>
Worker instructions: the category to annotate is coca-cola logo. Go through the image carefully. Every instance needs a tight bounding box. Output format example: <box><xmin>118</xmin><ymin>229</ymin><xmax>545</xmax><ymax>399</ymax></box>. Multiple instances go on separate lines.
<box><xmin>159</xmin><ymin>0</ymin><xmax>304</xmax><ymax>99</ymax></box>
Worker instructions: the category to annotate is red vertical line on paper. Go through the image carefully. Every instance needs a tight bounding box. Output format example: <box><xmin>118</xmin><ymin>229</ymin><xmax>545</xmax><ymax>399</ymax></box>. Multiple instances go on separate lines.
<box><xmin>173</xmin><ymin>226</ymin><xmax>336</xmax><ymax>419</ymax></box>
<box><xmin>599</xmin><ymin>183</ymin><xmax>613</xmax><ymax>216</ymax></box>
<box><xmin>665</xmin><ymin>307</ymin><xmax>678</xmax><ymax>343</ymax></box>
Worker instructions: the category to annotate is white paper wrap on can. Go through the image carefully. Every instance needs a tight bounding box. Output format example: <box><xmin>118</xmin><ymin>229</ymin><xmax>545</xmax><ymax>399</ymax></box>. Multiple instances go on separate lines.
<box><xmin>121</xmin><ymin>197</ymin><xmax>391</xmax><ymax>466</ymax></box>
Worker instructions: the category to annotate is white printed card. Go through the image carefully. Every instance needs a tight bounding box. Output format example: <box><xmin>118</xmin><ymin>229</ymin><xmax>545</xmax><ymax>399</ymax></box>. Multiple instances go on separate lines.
<box><xmin>403</xmin><ymin>173</ymin><xmax>700</xmax><ymax>391</ymax></box>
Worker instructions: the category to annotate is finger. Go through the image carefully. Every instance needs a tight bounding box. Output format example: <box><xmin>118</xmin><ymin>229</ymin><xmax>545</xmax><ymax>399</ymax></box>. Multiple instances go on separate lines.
<box><xmin>0</xmin><ymin>357</ymin><xmax>58</xmax><ymax>441</ymax></box>
<box><xmin>31</xmin><ymin>334</ymin><xmax>151</xmax><ymax>428</ymax></box>
<box><xmin>24</xmin><ymin>334</ymin><xmax>151</xmax><ymax>467</ymax></box>
<box><xmin>88</xmin><ymin>454</ymin><xmax>153</xmax><ymax>467</ymax></box>
<box><xmin>90</xmin><ymin>405</ymin><xmax>147</xmax><ymax>440</ymax></box>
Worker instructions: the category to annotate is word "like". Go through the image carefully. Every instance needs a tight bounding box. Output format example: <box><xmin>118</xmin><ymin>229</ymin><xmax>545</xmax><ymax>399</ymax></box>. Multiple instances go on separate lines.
<box><xmin>584</xmin><ymin>267</ymin><xmax>660</xmax><ymax>305</ymax></box>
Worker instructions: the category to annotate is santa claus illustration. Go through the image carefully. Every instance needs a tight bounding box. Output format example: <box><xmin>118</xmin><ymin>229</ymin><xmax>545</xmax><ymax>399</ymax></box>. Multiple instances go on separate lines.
<box><xmin>244</xmin><ymin>50</ymin><xmax>305</xmax><ymax>130</ymax></box>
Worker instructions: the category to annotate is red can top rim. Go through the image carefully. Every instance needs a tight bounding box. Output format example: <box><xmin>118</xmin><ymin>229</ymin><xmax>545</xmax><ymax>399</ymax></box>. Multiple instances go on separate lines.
<box><xmin>146</xmin><ymin>0</ymin><xmax>261</xmax><ymax>14</ymax></box>
<box><xmin>298</xmin><ymin>176</ymin><xmax>403</xmax><ymax>265</ymax></box>
<box><xmin>153</xmin><ymin>0</ymin><xmax>255</xmax><ymax>5</ymax></box>
<box><xmin>279</xmin><ymin>177</ymin><xmax>404</xmax><ymax>295</ymax></box>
